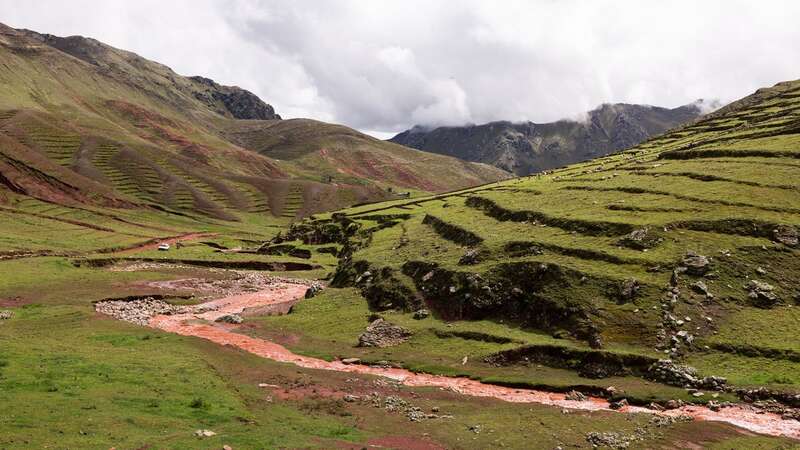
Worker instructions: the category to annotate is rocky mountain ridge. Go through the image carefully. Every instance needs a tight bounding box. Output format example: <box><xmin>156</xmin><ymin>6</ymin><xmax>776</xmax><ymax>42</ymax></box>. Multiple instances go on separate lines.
<box><xmin>391</xmin><ymin>101</ymin><xmax>714</xmax><ymax>175</ymax></box>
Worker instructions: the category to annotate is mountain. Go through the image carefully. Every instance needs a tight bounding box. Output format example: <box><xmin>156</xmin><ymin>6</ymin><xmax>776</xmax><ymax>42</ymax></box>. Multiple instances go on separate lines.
<box><xmin>0</xmin><ymin>23</ymin><xmax>507</xmax><ymax>222</ymax></box>
<box><xmin>390</xmin><ymin>102</ymin><xmax>712</xmax><ymax>175</ymax></box>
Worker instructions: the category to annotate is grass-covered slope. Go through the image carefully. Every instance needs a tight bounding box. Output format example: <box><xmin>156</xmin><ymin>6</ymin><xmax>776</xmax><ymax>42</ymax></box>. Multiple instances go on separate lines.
<box><xmin>0</xmin><ymin>23</ymin><xmax>507</xmax><ymax>223</ymax></box>
<box><xmin>266</xmin><ymin>78</ymin><xmax>800</xmax><ymax>402</ymax></box>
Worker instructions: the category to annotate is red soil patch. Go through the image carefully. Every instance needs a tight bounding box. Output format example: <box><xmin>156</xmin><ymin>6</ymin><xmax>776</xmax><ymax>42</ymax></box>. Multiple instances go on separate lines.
<box><xmin>0</xmin><ymin>296</ymin><xmax>31</xmax><ymax>307</ymax></box>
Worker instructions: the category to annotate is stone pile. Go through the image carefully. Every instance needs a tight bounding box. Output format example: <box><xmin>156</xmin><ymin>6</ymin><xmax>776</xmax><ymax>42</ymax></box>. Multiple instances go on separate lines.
<box><xmin>95</xmin><ymin>297</ymin><xmax>183</xmax><ymax>326</ymax></box>
<box><xmin>647</xmin><ymin>360</ymin><xmax>727</xmax><ymax>390</ymax></box>
<box><xmin>357</xmin><ymin>319</ymin><xmax>412</xmax><ymax>348</ymax></box>
<box><xmin>0</xmin><ymin>310</ymin><xmax>12</xmax><ymax>320</ymax></box>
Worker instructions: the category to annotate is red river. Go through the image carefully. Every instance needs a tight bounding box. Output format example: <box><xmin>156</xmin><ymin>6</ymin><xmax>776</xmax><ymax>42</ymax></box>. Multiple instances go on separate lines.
<box><xmin>148</xmin><ymin>280</ymin><xmax>800</xmax><ymax>440</ymax></box>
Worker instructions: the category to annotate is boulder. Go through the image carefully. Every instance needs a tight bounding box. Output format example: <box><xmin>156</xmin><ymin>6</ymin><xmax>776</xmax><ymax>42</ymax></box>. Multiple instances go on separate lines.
<box><xmin>304</xmin><ymin>283</ymin><xmax>323</xmax><ymax>299</ymax></box>
<box><xmin>773</xmin><ymin>225</ymin><xmax>798</xmax><ymax>247</ymax></box>
<box><xmin>682</xmin><ymin>252</ymin><xmax>710</xmax><ymax>276</ymax></box>
<box><xmin>412</xmin><ymin>309</ymin><xmax>430</xmax><ymax>320</ymax></box>
<box><xmin>746</xmin><ymin>280</ymin><xmax>780</xmax><ymax>308</ymax></box>
<box><xmin>618</xmin><ymin>227</ymin><xmax>662</xmax><ymax>249</ymax></box>
<box><xmin>357</xmin><ymin>319</ymin><xmax>411</xmax><ymax>348</ymax></box>
<box><xmin>619</xmin><ymin>278</ymin><xmax>640</xmax><ymax>302</ymax></box>
<box><xmin>609</xmin><ymin>398</ymin><xmax>628</xmax><ymax>410</ymax></box>
<box><xmin>691</xmin><ymin>281</ymin><xmax>709</xmax><ymax>296</ymax></box>
<box><xmin>215</xmin><ymin>314</ymin><xmax>244</xmax><ymax>324</ymax></box>
<box><xmin>565</xmin><ymin>390</ymin><xmax>588</xmax><ymax>402</ymax></box>
<box><xmin>458</xmin><ymin>248</ymin><xmax>481</xmax><ymax>265</ymax></box>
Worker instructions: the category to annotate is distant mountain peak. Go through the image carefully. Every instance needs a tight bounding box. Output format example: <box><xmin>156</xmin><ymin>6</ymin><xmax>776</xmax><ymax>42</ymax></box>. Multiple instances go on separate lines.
<box><xmin>390</xmin><ymin>102</ymin><xmax>709</xmax><ymax>175</ymax></box>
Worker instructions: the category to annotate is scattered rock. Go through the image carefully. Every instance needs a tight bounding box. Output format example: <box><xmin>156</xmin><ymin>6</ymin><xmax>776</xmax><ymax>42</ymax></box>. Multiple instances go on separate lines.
<box><xmin>586</xmin><ymin>431</ymin><xmax>634</xmax><ymax>449</ymax></box>
<box><xmin>458</xmin><ymin>248</ymin><xmax>481</xmax><ymax>265</ymax></box>
<box><xmin>619</xmin><ymin>278</ymin><xmax>640</xmax><ymax>302</ymax></box>
<box><xmin>357</xmin><ymin>319</ymin><xmax>411</xmax><ymax>348</ymax></box>
<box><xmin>609</xmin><ymin>398</ymin><xmax>628</xmax><ymax>410</ymax></box>
<box><xmin>747</xmin><ymin>280</ymin><xmax>780</xmax><ymax>308</ymax></box>
<box><xmin>588</xmin><ymin>333</ymin><xmax>604</xmax><ymax>349</ymax></box>
<box><xmin>95</xmin><ymin>297</ymin><xmax>182</xmax><ymax>326</ymax></box>
<box><xmin>773</xmin><ymin>225</ymin><xmax>798</xmax><ymax>247</ymax></box>
<box><xmin>343</xmin><ymin>394</ymin><xmax>359</xmax><ymax>402</ymax></box>
<box><xmin>682</xmin><ymin>252</ymin><xmax>710</xmax><ymax>276</ymax></box>
<box><xmin>566</xmin><ymin>390</ymin><xmax>588</xmax><ymax>402</ymax></box>
<box><xmin>618</xmin><ymin>227</ymin><xmax>662</xmax><ymax>250</ymax></box>
<box><xmin>648</xmin><ymin>414</ymin><xmax>693</xmax><ymax>427</ymax></box>
<box><xmin>304</xmin><ymin>282</ymin><xmax>323</xmax><ymax>298</ymax></box>
<box><xmin>215</xmin><ymin>314</ymin><xmax>243</xmax><ymax>324</ymax></box>
<box><xmin>664</xmin><ymin>399</ymin><xmax>685</xmax><ymax>410</ymax></box>
<box><xmin>412</xmin><ymin>309</ymin><xmax>430</xmax><ymax>320</ymax></box>
<box><xmin>691</xmin><ymin>281</ymin><xmax>709</xmax><ymax>296</ymax></box>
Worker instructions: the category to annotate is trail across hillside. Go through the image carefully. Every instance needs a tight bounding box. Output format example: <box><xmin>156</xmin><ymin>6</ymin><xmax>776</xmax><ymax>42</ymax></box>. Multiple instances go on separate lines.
<box><xmin>141</xmin><ymin>279</ymin><xmax>800</xmax><ymax>440</ymax></box>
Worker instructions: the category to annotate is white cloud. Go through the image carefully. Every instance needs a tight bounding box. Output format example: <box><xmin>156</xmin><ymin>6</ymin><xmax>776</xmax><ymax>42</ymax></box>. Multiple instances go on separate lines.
<box><xmin>2</xmin><ymin>0</ymin><xmax>800</xmax><ymax>136</ymax></box>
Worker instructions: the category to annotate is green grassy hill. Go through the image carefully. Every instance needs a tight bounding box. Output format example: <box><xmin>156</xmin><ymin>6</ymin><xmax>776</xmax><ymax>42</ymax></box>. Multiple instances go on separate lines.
<box><xmin>270</xmin><ymin>78</ymin><xmax>800</xmax><ymax>404</ymax></box>
<box><xmin>0</xmin><ymin>23</ymin><xmax>507</xmax><ymax>227</ymax></box>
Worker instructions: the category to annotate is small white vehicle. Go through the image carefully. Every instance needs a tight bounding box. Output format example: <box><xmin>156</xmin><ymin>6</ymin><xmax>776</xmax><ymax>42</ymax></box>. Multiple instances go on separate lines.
<box><xmin>157</xmin><ymin>243</ymin><xmax>171</xmax><ymax>251</ymax></box>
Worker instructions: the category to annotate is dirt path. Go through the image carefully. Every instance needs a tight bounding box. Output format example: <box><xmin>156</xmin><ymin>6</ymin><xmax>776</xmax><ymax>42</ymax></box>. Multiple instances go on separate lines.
<box><xmin>147</xmin><ymin>281</ymin><xmax>800</xmax><ymax>441</ymax></box>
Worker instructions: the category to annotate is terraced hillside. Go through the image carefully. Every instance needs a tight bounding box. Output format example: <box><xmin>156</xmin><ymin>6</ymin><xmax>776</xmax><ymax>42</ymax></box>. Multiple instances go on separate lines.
<box><xmin>0</xmin><ymin>23</ymin><xmax>507</xmax><ymax>223</ymax></box>
<box><xmin>259</xmin><ymin>78</ymin><xmax>800</xmax><ymax>411</ymax></box>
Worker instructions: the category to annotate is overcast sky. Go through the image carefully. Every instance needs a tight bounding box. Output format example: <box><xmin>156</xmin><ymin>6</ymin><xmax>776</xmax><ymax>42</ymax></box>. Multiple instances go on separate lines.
<box><xmin>3</xmin><ymin>1</ymin><xmax>800</xmax><ymax>138</ymax></box>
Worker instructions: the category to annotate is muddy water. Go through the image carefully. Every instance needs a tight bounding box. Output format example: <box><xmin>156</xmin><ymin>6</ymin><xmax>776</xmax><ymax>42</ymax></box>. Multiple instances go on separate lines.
<box><xmin>148</xmin><ymin>282</ymin><xmax>800</xmax><ymax>440</ymax></box>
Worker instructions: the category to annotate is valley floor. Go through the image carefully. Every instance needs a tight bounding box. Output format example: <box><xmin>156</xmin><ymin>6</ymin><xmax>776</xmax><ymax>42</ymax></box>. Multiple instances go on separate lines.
<box><xmin>0</xmin><ymin>248</ymin><xmax>798</xmax><ymax>448</ymax></box>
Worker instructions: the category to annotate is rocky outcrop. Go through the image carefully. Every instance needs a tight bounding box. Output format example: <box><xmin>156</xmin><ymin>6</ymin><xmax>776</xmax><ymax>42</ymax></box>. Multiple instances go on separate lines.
<box><xmin>189</xmin><ymin>76</ymin><xmax>281</xmax><ymax>120</ymax></box>
<box><xmin>390</xmin><ymin>103</ymin><xmax>704</xmax><ymax>175</ymax></box>
<box><xmin>747</xmin><ymin>280</ymin><xmax>780</xmax><ymax>308</ymax></box>
<box><xmin>773</xmin><ymin>225</ymin><xmax>798</xmax><ymax>247</ymax></box>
